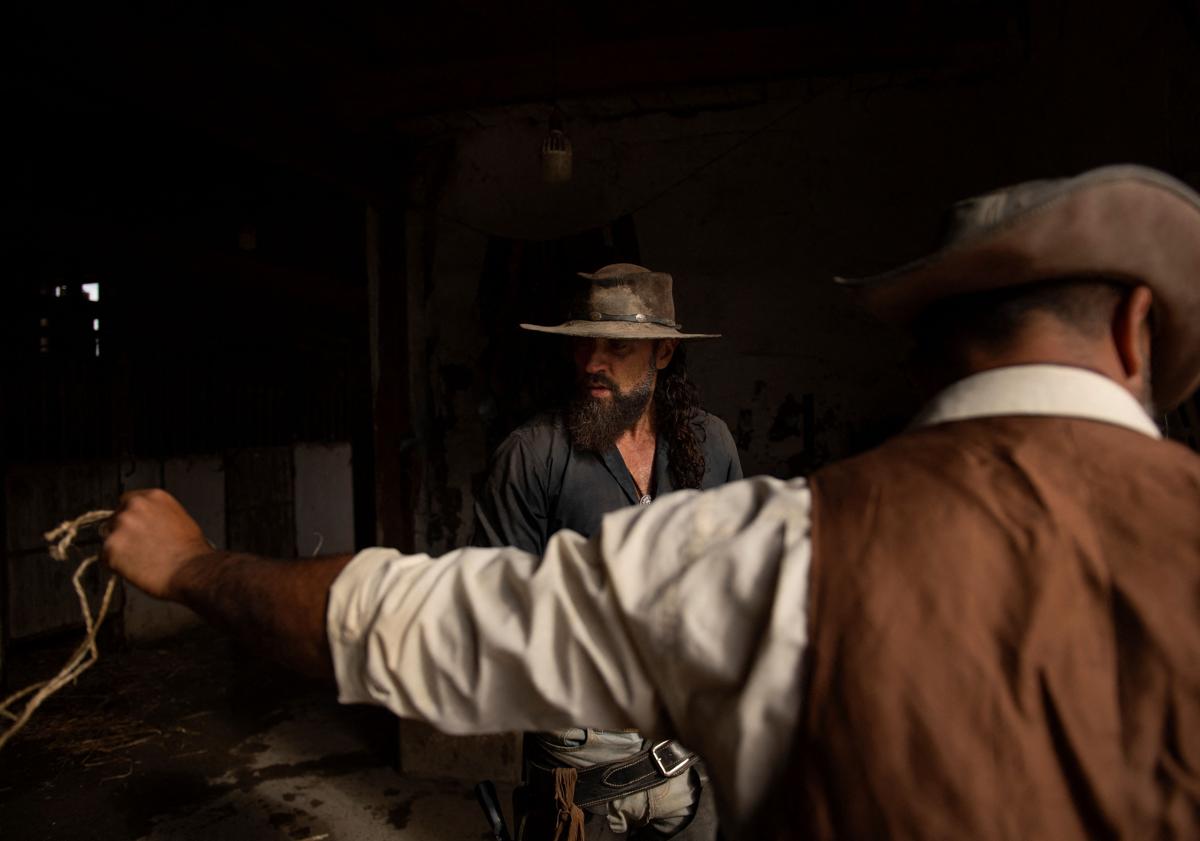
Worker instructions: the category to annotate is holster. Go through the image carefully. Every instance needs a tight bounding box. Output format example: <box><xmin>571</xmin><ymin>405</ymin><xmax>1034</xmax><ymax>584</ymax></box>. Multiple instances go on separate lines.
<box><xmin>514</xmin><ymin>736</ymin><xmax>699</xmax><ymax>840</ymax></box>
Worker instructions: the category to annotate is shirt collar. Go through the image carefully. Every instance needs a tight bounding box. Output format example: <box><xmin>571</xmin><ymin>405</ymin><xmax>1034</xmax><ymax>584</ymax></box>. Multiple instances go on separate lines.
<box><xmin>913</xmin><ymin>364</ymin><xmax>1162</xmax><ymax>439</ymax></box>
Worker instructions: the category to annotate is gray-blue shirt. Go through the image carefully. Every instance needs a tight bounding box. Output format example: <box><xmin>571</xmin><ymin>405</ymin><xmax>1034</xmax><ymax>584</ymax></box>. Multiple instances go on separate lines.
<box><xmin>471</xmin><ymin>410</ymin><xmax>743</xmax><ymax>556</ymax></box>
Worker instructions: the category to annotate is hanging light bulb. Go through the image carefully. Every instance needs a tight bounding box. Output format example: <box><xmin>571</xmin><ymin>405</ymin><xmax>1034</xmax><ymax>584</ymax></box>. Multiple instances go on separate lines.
<box><xmin>540</xmin><ymin>111</ymin><xmax>572</xmax><ymax>184</ymax></box>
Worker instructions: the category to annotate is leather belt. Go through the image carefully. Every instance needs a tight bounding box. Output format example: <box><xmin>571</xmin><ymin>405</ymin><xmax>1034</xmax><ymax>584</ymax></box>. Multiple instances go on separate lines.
<box><xmin>525</xmin><ymin>739</ymin><xmax>698</xmax><ymax>808</ymax></box>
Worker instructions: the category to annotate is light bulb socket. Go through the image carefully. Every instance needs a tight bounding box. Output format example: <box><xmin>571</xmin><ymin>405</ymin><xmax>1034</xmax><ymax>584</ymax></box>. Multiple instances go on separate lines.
<box><xmin>540</xmin><ymin>129</ymin><xmax>573</xmax><ymax>183</ymax></box>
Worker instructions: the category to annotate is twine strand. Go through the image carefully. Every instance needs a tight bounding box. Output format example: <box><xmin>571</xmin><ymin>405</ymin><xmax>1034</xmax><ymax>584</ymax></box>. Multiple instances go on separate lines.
<box><xmin>0</xmin><ymin>509</ymin><xmax>116</xmax><ymax>751</ymax></box>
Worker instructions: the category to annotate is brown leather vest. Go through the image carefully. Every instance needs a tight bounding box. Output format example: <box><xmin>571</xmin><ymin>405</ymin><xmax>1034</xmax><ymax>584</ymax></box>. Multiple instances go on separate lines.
<box><xmin>769</xmin><ymin>417</ymin><xmax>1200</xmax><ymax>840</ymax></box>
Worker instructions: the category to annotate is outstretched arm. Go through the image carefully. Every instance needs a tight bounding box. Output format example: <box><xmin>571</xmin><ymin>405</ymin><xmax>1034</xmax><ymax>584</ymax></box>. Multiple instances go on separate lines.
<box><xmin>101</xmin><ymin>478</ymin><xmax>814</xmax><ymax>831</ymax></box>
<box><xmin>101</xmin><ymin>488</ymin><xmax>662</xmax><ymax>734</ymax></box>
<box><xmin>102</xmin><ymin>489</ymin><xmax>352</xmax><ymax>676</ymax></box>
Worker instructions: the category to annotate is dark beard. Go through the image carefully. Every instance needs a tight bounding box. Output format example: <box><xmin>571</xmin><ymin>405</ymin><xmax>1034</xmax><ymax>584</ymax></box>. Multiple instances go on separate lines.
<box><xmin>566</xmin><ymin>368</ymin><xmax>655</xmax><ymax>452</ymax></box>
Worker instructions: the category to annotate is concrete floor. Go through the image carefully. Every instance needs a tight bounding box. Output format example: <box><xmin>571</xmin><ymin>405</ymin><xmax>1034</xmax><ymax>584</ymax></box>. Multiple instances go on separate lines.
<box><xmin>0</xmin><ymin>629</ymin><xmax>512</xmax><ymax>840</ymax></box>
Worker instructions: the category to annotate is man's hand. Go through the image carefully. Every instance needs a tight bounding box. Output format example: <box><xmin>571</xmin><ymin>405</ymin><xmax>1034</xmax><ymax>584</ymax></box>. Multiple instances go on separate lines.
<box><xmin>102</xmin><ymin>489</ymin><xmax>212</xmax><ymax>601</ymax></box>
<box><xmin>102</xmin><ymin>488</ymin><xmax>350</xmax><ymax>677</ymax></box>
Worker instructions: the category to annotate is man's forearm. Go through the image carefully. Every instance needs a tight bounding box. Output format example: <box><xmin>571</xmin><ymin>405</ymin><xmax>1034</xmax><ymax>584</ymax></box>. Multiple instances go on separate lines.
<box><xmin>174</xmin><ymin>551</ymin><xmax>355</xmax><ymax>677</ymax></box>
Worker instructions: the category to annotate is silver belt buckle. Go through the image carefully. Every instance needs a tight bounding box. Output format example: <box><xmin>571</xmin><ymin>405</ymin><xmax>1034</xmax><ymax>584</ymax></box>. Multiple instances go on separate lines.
<box><xmin>650</xmin><ymin>739</ymin><xmax>692</xmax><ymax>777</ymax></box>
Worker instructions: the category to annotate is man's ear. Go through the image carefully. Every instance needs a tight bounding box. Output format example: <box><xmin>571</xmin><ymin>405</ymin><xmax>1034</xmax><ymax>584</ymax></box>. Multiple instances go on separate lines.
<box><xmin>1113</xmin><ymin>284</ymin><xmax>1154</xmax><ymax>386</ymax></box>
<box><xmin>656</xmin><ymin>338</ymin><xmax>679</xmax><ymax>370</ymax></box>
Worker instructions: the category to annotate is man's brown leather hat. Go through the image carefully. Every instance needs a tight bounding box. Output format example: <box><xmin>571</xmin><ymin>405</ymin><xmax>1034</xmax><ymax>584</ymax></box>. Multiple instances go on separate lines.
<box><xmin>521</xmin><ymin>263</ymin><xmax>720</xmax><ymax>341</ymax></box>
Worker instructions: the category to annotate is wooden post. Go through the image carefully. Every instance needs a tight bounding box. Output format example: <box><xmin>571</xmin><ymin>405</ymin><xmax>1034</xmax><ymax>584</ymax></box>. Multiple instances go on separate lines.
<box><xmin>365</xmin><ymin>205</ymin><xmax>416</xmax><ymax>553</ymax></box>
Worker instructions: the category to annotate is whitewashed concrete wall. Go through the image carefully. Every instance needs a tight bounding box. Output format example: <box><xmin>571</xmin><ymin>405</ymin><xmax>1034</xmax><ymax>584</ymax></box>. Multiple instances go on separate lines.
<box><xmin>293</xmin><ymin>443</ymin><xmax>355</xmax><ymax>558</ymax></box>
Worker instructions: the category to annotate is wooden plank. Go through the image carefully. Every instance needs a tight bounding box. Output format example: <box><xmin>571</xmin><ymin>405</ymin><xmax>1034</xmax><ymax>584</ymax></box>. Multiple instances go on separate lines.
<box><xmin>224</xmin><ymin>447</ymin><xmax>296</xmax><ymax>558</ymax></box>
<box><xmin>4</xmin><ymin>461</ymin><xmax>114</xmax><ymax>639</ymax></box>
<box><xmin>367</xmin><ymin>206</ymin><xmax>416</xmax><ymax>552</ymax></box>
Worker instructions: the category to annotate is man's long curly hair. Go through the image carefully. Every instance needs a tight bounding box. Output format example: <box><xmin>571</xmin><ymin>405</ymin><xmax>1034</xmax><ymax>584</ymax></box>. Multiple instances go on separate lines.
<box><xmin>654</xmin><ymin>343</ymin><xmax>707</xmax><ymax>489</ymax></box>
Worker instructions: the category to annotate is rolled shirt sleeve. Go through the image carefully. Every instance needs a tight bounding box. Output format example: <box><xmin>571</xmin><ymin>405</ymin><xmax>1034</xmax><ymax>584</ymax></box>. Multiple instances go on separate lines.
<box><xmin>329</xmin><ymin>536</ymin><xmax>665</xmax><ymax>736</ymax></box>
<box><xmin>328</xmin><ymin>475</ymin><xmax>813</xmax><ymax>825</ymax></box>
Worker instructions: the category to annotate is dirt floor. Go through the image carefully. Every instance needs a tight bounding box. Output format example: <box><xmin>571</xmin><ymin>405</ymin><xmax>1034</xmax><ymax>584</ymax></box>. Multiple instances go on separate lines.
<box><xmin>0</xmin><ymin>628</ymin><xmax>512</xmax><ymax>840</ymax></box>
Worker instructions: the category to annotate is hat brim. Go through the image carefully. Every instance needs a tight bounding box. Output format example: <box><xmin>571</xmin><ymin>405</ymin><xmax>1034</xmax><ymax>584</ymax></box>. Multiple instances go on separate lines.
<box><xmin>837</xmin><ymin>165</ymin><xmax>1200</xmax><ymax>410</ymax></box>
<box><xmin>520</xmin><ymin>321</ymin><xmax>720</xmax><ymax>340</ymax></box>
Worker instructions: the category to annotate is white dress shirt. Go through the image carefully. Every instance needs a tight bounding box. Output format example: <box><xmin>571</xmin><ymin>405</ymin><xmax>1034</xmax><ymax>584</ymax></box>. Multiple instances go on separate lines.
<box><xmin>327</xmin><ymin>364</ymin><xmax>1160</xmax><ymax>829</ymax></box>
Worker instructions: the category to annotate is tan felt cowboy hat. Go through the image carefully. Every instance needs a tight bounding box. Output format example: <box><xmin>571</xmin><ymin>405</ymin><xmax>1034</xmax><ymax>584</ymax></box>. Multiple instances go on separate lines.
<box><xmin>521</xmin><ymin>263</ymin><xmax>720</xmax><ymax>340</ymax></box>
<box><xmin>837</xmin><ymin>164</ymin><xmax>1200</xmax><ymax>409</ymax></box>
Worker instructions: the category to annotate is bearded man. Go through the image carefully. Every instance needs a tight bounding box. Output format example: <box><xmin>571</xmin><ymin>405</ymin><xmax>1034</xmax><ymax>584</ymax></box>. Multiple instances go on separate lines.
<box><xmin>471</xmin><ymin>263</ymin><xmax>742</xmax><ymax>840</ymax></box>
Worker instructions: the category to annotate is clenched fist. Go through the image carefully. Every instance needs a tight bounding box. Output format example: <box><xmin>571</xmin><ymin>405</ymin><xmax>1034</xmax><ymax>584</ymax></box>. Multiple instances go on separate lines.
<box><xmin>102</xmin><ymin>489</ymin><xmax>212</xmax><ymax>601</ymax></box>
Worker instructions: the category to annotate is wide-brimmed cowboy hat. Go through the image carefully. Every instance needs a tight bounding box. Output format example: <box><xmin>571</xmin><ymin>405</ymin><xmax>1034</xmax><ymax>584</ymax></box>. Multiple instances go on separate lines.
<box><xmin>521</xmin><ymin>263</ymin><xmax>720</xmax><ymax>340</ymax></box>
<box><xmin>837</xmin><ymin>164</ymin><xmax>1200</xmax><ymax>409</ymax></box>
